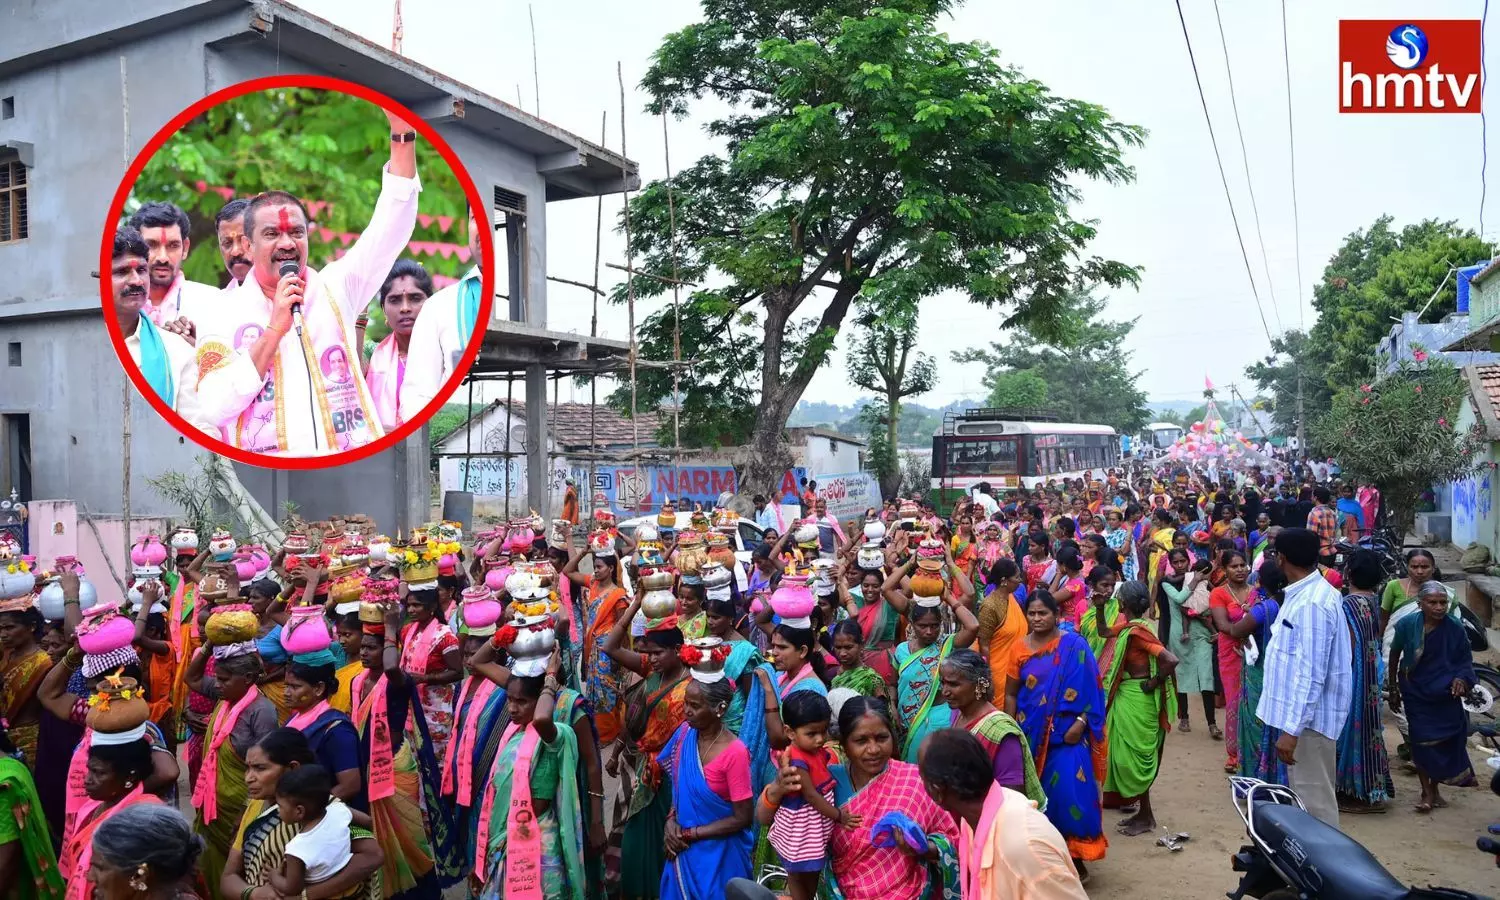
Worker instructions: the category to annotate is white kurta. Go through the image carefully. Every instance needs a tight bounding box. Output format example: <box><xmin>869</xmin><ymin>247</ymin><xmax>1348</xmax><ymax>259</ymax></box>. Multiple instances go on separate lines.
<box><xmin>124</xmin><ymin>325</ymin><xmax>216</xmax><ymax>435</ymax></box>
<box><xmin>143</xmin><ymin>273</ymin><xmax>221</xmax><ymax>327</ymax></box>
<box><xmin>399</xmin><ymin>265</ymin><xmax>479</xmax><ymax>421</ymax></box>
<box><xmin>193</xmin><ymin>166</ymin><xmax>421</xmax><ymax>456</ymax></box>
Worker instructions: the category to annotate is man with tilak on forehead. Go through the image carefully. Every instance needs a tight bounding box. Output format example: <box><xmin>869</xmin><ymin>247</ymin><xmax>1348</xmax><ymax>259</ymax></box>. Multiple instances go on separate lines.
<box><xmin>191</xmin><ymin>104</ymin><xmax>421</xmax><ymax>456</ymax></box>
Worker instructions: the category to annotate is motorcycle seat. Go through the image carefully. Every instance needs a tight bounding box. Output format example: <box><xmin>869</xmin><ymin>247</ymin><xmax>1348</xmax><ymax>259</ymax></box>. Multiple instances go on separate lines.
<box><xmin>1254</xmin><ymin>801</ymin><xmax>1410</xmax><ymax>900</ymax></box>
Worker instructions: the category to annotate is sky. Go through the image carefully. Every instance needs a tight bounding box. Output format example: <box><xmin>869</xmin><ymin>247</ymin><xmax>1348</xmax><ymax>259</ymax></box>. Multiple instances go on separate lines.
<box><xmin>292</xmin><ymin>0</ymin><xmax>1499</xmax><ymax>411</ymax></box>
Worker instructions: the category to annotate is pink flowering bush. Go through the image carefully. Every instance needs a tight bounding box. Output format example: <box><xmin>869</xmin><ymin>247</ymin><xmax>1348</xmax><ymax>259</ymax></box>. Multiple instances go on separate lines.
<box><xmin>1314</xmin><ymin>346</ymin><xmax>1482</xmax><ymax>540</ymax></box>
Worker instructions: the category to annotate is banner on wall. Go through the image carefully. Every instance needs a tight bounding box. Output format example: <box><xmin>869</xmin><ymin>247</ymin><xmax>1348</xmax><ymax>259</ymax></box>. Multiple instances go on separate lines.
<box><xmin>775</xmin><ymin>468</ymin><xmax>809</xmax><ymax>506</ymax></box>
<box><xmin>817</xmin><ymin>471</ymin><xmax>882</xmax><ymax>522</ymax></box>
<box><xmin>572</xmin><ymin>464</ymin><xmax>739</xmax><ymax>514</ymax></box>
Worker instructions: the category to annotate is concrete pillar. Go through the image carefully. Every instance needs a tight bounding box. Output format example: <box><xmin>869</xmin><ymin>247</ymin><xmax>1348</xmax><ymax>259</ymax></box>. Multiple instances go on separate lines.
<box><xmin>526</xmin><ymin>363</ymin><xmax>547</xmax><ymax>515</ymax></box>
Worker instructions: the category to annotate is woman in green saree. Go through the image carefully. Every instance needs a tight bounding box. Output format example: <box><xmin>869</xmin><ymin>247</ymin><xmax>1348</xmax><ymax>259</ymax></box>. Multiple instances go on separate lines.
<box><xmin>475</xmin><ymin>655</ymin><xmax>586</xmax><ymax>900</ymax></box>
<box><xmin>0</xmin><ymin>725</ymin><xmax>63</xmax><ymax>899</ymax></box>
<box><xmin>830</xmin><ymin>621</ymin><xmax>888</xmax><ymax>701</ymax></box>
<box><xmin>1099</xmin><ymin>582</ymin><xmax>1178</xmax><ymax>837</ymax></box>
<box><xmin>881</xmin><ymin>552</ymin><xmax>978</xmax><ymax>762</ymax></box>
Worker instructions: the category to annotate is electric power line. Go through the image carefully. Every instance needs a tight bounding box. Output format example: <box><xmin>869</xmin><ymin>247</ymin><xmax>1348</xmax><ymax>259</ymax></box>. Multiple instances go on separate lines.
<box><xmin>1211</xmin><ymin>0</ymin><xmax>1283</xmax><ymax>333</ymax></box>
<box><xmin>1173</xmin><ymin>0</ymin><xmax>1274</xmax><ymax>345</ymax></box>
<box><xmin>1280</xmin><ymin>0</ymin><xmax>1305</xmax><ymax>332</ymax></box>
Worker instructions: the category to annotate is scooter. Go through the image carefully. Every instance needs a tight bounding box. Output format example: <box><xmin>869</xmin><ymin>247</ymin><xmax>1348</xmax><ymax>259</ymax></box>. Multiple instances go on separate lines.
<box><xmin>1226</xmin><ymin>776</ymin><xmax>1492</xmax><ymax>900</ymax></box>
<box><xmin>1456</xmin><ymin>602</ymin><xmax>1500</xmax><ymax>731</ymax></box>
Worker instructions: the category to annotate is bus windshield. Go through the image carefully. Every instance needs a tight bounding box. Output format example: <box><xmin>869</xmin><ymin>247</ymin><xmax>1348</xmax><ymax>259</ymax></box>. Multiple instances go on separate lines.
<box><xmin>943</xmin><ymin>438</ymin><xmax>1019</xmax><ymax>476</ymax></box>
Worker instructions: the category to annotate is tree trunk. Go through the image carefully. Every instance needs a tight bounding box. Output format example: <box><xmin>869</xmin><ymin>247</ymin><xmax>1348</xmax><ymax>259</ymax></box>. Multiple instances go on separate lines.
<box><xmin>881</xmin><ymin>395</ymin><xmax>901</xmax><ymax>500</ymax></box>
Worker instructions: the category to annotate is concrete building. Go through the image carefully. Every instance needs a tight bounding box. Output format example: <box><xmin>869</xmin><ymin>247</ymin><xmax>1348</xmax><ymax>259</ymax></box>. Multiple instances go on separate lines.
<box><xmin>0</xmin><ymin>0</ymin><xmax>636</xmax><ymax>532</ymax></box>
<box><xmin>1376</xmin><ymin>311</ymin><xmax>1499</xmax><ymax>374</ymax></box>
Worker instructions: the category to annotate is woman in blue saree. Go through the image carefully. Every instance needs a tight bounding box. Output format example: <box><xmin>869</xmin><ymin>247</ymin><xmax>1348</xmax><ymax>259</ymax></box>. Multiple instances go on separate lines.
<box><xmin>1388</xmin><ymin>581</ymin><xmax>1478</xmax><ymax>813</ymax></box>
<box><xmin>1004</xmin><ymin>589</ymin><xmax>1108</xmax><ymax>880</ymax></box>
<box><xmin>283</xmin><ymin>653</ymin><xmax>366</xmax><ymax>810</ymax></box>
<box><xmin>659</xmin><ymin>676</ymin><xmax>754</xmax><ymax>900</ymax></box>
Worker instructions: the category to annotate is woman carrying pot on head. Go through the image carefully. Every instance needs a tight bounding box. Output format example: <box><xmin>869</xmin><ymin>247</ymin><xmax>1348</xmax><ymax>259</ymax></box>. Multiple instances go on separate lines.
<box><xmin>704</xmin><ymin>596</ymin><xmax>759</xmax><ymax>734</ymax></box>
<box><xmin>471</xmin><ymin>649</ymin><xmax>588</xmax><ymax>900</ymax></box>
<box><xmin>1098</xmin><ymin>582</ymin><xmax>1178</xmax><ymax>837</ymax></box>
<box><xmin>927</xmin><ymin>649</ymin><xmax>1044</xmax><ymax>807</ymax></box>
<box><xmin>563</xmin><ymin>541</ymin><xmax>631</xmax><ymax>749</ymax></box>
<box><xmin>598</xmin><ymin>589</ymin><xmax>689</xmax><ymax>900</ymax></box>
<box><xmin>658</xmin><ymin>657</ymin><xmax>754</xmax><ymax>900</ymax></box>
<box><xmin>239</xmin><ymin>578</ymin><xmax>291</xmax><ymax>725</ymax></box>
<box><xmin>184</xmin><ymin>640</ymin><xmax>279</xmax><ymax>895</ymax></box>
<box><xmin>1005</xmin><ymin>590</ymin><xmax>1108</xmax><ymax>881</ymax></box>
<box><xmin>837</xmin><ymin>563</ymin><xmax>898</xmax><ymax>656</ymax></box>
<box><xmin>351</xmin><ymin>597</ymin><xmax>463</xmax><ymax>897</ymax></box>
<box><xmin>282</xmin><ymin>651</ymin><xmax>364</xmax><ymax>808</ymax></box>
<box><xmin>59</xmin><ymin>676</ymin><xmax>165</xmax><ymax>900</ymax></box>
<box><xmin>397</xmin><ymin>587</ymin><xmax>462</xmax><ymax>765</ymax></box>
<box><xmin>756</xmin><ymin>697</ymin><xmax>958</xmax><ymax>900</ymax></box>
<box><xmin>220</xmin><ymin>728</ymin><xmax>384</xmax><ymax>900</ymax></box>
<box><xmin>879</xmin><ymin>548</ymin><xmax>979</xmax><ymax>762</ymax></box>
<box><xmin>0</xmin><ymin>596</ymin><xmax>52</xmax><ymax>771</ymax></box>
<box><xmin>0</xmin><ymin>720</ymin><xmax>64</xmax><ymax>898</ymax></box>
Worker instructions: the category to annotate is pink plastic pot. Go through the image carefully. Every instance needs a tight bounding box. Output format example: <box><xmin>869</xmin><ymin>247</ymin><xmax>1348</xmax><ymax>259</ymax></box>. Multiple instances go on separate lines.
<box><xmin>77</xmin><ymin>606</ymin><xmax>136</xmax><ymax>655</ymax></box>
<box><xmin>234</xmin><ymin>556</ymin><xmax>259</xmax><ymax>582</ymax></box>
<box><xmin>461</xmin><ymin>598</ymin><xmax>504</xmax><ymax>630</ymax></box>
<box><xmin>438</xmin><ymin>553</ymin><xmax>459</xmax><ymax>576</ymax></box>
<box><xmin>484</xmin><ymin>562</ymin><xmax>513</xmax><ymax>592</ymax></box>
<box><xmin>130</xmin><ymin>535</ymin><xmax>168</xmax><ymax>568</ymax></box>
<box><xmin>770</xmin><ymin>575</ymin><xmax>816</xmax><ymax>620</ymax></box>
<box><xmin>280</xmin><ymin>605</ymin><xmax>333</xmax><ymax>654</ymax></box>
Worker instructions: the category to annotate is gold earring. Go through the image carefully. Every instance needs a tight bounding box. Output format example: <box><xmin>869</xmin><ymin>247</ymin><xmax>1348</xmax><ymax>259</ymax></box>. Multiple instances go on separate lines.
<box><xmin>129</xmin><ymin>863</ymin><xmax>148</xmax><ymax>892</ymax></box>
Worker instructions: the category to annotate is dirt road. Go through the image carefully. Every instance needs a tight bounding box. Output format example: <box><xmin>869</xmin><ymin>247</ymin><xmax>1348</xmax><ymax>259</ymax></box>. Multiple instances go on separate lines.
<box><xmin>1083</xmin><ymin>714</ymin><xmax>1497</xmax><ymax>898</ymax></box>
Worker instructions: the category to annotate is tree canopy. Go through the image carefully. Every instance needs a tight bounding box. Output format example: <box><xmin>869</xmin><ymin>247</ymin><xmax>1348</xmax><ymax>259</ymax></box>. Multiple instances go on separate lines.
<box><xmin>953</xmin><ymin>293</ymin><xmax>1150</xmax><ymax>434</ymax></box>
<box><xmin>847</xmin><ymin>310</ymin><xmax>936</xmax><ymax>498</ymax></box>
<box><xmin>611</xmin><ymin>0</ymin><xmax>1144</xmax><ymax>490</ymax></box>
<box><xmin>1243</xmin><ymin>330</ymin><xmax>1334</xmax><ymax>438</ymax></box>
<box><xmin>129</xmin><ymin>87</ymin><xmax>471</xmax><ymax>342</ymax></box>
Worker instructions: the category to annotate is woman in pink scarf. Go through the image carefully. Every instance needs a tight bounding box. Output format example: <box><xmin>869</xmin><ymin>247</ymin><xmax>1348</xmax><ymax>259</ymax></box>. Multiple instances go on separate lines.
<box><xmin>185</xmin><ymin>645</ymin><xmax>279</xmax><ymax>894</ymax></box>
<box><xmin>365</xmin><ymin>259</ymin><xmax>432</xmax><ymax>433</ymax></box>
<box><xmin>399</xmin><ymin>588</ymin><xmax>463</xmax><ymax>763</ymax></box>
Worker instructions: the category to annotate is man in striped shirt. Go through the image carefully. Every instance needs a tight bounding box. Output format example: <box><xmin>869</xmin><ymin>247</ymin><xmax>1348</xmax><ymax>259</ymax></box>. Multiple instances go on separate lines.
<box><xmin>1255</xmin><ymin>527</ymin><xmax>1353</xmax><ymax>826</ymax></box>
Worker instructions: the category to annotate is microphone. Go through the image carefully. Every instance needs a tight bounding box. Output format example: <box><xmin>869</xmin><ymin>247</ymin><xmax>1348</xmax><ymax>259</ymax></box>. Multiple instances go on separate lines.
<box><xmin>279</xmin><ymin>260</ymin><xmax>304</xmax><ymax>336</ymax></box>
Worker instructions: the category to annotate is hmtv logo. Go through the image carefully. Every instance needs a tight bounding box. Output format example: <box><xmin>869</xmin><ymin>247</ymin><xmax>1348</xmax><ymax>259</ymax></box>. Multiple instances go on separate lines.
<box><xmin>1339</xmin><ymin>20</ymin><xmax>1482</xmax><ymax>113</ymax></box>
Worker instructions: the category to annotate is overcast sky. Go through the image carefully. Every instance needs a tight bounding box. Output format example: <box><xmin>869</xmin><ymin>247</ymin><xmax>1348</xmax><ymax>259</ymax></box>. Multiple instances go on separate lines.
<box><xmin>293</xmin><ymin>0</ymin><xmax>1497</xmax><ymax>410</ymax></box>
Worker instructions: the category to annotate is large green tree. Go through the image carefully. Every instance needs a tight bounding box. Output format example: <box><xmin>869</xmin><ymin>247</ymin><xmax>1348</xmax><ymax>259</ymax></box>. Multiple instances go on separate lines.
<box><xmin>953</xmin><ymin>294</ymin><xmax>1150</xmax><ymax>434</ymax></box>
<box><xmin>847</xmin><ymin>310</ymin><xmax>936</xmax><ymax>498</ymax></box>
<box><xmin>1308</xmin><ymin>216</ymin><xmax>1490</xmax><ymax>391</ymax></box>
<box><xmin>129</xmin><ymin>87</ymin><xmax>469</xmax><ymax>342</ymax></box>
<box><xmin>612</xmin><ymin>0</ymin><xmax>1143</xmax><ymax>490</ymax></box>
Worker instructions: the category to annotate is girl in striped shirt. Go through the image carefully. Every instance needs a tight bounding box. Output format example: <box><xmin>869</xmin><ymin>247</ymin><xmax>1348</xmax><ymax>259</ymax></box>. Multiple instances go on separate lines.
<box><xmin>768</xmin><ymin>692</ymin><xmax>854</xmax><ymax>900</ymax></box>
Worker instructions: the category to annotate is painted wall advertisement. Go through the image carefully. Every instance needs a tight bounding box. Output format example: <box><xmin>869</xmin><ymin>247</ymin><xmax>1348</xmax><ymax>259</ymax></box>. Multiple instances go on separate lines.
<box><xmin>572</xmin><ymin>465</ymin><xmax>740</xmax><ymax>514</ymax></box>
<box><xmin>817</xmin><ymin>471</ymin><xmax>883</xmax><ymax>522</ymax></box>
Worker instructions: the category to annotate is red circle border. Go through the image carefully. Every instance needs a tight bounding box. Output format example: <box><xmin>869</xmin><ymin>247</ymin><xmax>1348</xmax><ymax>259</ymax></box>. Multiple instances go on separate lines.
<box><xmin>99</xmin><ymin>73</ymin><xmax>497</xmax><ymax>471</ymax></box>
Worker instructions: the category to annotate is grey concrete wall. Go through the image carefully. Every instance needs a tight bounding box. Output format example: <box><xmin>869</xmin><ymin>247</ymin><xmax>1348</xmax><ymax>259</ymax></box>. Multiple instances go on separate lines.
<box><xmin>0</xmin><ymin>2</ymin><xmax>549</xmax><ymax>530</ymax></box>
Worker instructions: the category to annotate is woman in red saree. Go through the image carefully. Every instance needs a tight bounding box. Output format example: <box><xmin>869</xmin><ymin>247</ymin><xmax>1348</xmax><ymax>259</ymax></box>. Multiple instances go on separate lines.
<box><xmin>1208</xmin><ymin>549</ymin><xmax>1253</xmax><ymax>773</ymax></box>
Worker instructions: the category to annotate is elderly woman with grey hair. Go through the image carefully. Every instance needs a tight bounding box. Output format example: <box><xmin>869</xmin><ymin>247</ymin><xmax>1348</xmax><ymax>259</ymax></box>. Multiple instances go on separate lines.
<box><xmin>86</xmin><ymin>804</ymin><xmax>203</xmax><ymax>900</ymax></box>
<box><xmin>925</xmin><ymin>648</ymin><xmax>1044</xmax><ymax>806</ymax></box>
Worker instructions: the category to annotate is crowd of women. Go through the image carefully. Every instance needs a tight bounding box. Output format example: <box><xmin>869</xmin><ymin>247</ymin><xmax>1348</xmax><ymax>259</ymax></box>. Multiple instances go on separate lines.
<box><xmin>0</xmin><ymin>462</ymin><xmax>1481</xmax><ymax>900</ymax></box>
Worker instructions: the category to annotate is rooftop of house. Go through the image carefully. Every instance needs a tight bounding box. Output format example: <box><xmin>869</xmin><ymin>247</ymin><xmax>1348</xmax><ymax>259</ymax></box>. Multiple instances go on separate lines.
<box><xmin>440</xmin><ymin>400</ymin><xmax>663</xmax><ymax>451</ymax></box>
<box><xmin>1464</xmin><ymin>365</ymin><xmax>1500</xmax><ymax>439</ymax></box>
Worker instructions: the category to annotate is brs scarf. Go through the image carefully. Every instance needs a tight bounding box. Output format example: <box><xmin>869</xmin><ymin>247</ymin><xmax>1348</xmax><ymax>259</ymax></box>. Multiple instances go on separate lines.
<box><xmin>192</xmin><ymin>685</ymin><xmax>260</xmax><ymax>823</ymax></box>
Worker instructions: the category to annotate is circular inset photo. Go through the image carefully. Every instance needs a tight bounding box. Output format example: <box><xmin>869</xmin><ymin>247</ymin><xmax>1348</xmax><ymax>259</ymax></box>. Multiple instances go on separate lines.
<box><xmin>101</xmin><ymin>75</ymin><xmax>494</xmax><ymax>466</ymax></box>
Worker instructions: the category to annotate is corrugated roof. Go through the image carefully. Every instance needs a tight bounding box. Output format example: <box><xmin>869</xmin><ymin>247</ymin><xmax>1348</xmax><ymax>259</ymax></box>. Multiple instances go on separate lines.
<box><xmin>1463</xmin><ymin>365</ymin><xmax>1500</xmax><ymax>438</ymax></box>
<box><xmin>445</xmin><ymin>400</ymin><xmax>663</xmax><ymax>450</ymax></box>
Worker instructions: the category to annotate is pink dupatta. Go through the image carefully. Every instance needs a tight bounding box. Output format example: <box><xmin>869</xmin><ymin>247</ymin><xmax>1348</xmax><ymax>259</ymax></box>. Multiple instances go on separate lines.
<box><xmin>352</xmin><ymin>671</ymin><xmax>396</xmax><ymax>800</ymax></box>
<box><xmin>440</xmin><ymin>674</ymin><xmax>500</xmax><ymax>805</ymax></box>
<box><xmin>62</xmin><ymin>785</ymin><xmax>161</xmax><ymax>900</ymax></box>
<box><xmin>472</xmin><ymin>722</ymin><xmax>544</xmax><ymax>887</ymax></box>
<box><xmin>191</xmin><ymin>686</ymin><xmax>260</xmax><ymax>823</ymax></box>
<box><xmin>366</xmin><ymin>334</ymin><xmax>404</xmax><ymax>432</ymax></box>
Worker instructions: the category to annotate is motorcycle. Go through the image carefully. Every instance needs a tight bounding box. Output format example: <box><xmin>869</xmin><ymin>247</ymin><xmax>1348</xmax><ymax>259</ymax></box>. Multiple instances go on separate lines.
<box><xmin>1227</xmin><ymin>776</ymin><xmax>1491</xmax><ymax>900</ymax></box>
<box><xmin>1456</xmin><ymin>602</ymin><xmax>1500</xmax><ymax>731</ymax></box>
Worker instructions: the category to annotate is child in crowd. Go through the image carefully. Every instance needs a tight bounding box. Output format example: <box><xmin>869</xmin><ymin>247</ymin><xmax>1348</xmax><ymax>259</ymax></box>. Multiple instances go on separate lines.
<box><xmin>768</xmin><ymin>692</ymin><xmax>857</xmax><ymax>900</ymax></box>
<box><xmin>269</xmin><ymin>764</ymin><xmax>353</xmax><ymax>897</ymax></box>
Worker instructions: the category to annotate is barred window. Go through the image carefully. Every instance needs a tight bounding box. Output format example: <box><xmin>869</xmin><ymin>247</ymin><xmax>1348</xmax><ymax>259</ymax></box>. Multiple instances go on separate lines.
<box><xmin>0</xmin><ymin>159</ymin><xmax>27</xmax><ymax>244</ymax></box>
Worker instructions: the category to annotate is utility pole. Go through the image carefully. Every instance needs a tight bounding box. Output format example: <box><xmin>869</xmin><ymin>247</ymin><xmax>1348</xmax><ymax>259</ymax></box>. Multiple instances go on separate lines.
<box><xmin>1295</xmin><ymin>373</ymin><xmax>1306</xmax><ymax>455</ymax></box>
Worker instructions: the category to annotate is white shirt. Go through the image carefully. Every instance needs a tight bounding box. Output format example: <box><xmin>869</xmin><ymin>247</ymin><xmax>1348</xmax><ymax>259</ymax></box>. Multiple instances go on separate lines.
<box><xmin>400</xmin><ymin>265</ymin><xmax>479</xmax><ymax>421</ymax></box>
<box><xmin>143</xmin><ymin>273</ymin><xmax>220</xmax><ymax>327</ymax></box>
<box><xmin>972</xmin><ymin>491</ymin><xmax>1000</xmax><ymax>520</ymax></box>
<box><xmin>1255</xmin><ymin>569</ymin><xmax>1353</xmax><ymax>739</ymax></box>
<box><xmin>123</xmin><ymin>323</ymin><xmax>216</xmax><ymax>435</ymax></box>
<box><xmin>284</xmin><ymin>799</ymin><xmax>354</xmax><ymax>883</ymax></box>
<box><xmin>193</xmin><ymin>166</ymin><xmax>420</xmax><ymax>455</ymax></box>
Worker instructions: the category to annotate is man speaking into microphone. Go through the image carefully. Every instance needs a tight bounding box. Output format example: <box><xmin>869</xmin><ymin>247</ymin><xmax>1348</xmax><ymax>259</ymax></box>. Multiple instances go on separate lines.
<box><xmin>192</xmin><ymin>105</ymin><xmax>422</xmax><ymax>456</ymax></box>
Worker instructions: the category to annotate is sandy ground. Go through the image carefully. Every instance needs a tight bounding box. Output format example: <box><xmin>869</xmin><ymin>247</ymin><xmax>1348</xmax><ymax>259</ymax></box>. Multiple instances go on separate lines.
<box><xmin>1084</xmin><ymin>711</ymin><xmax>1499</xmax><ymax>899</ymax></box>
